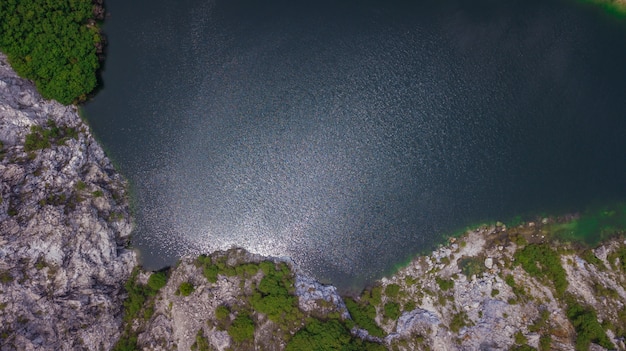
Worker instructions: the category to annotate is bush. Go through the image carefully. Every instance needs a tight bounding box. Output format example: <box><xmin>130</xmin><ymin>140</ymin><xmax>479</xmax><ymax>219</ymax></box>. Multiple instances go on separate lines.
<box><xmin>249</xmin><ymin>261</ymin><xmax>301</xmax><ymax>328</ymax></box>
<box><xmin>24</xmin><ymin>120</ymin><xmax>78</xmax><ymax>152</ymax></box>
<box><xmin>344</xmin><ymin>298</ymin><xmax>385</xmax><ymax>337</ymax></box>
<box><xmin>514</xmin><ymin>244</ymin><xmax>567</xmax><ymax>297</ymax></box>
<box><xmin>228</xmin><ymin>313</ymin><xmax>255</xmax><ymax>343</ymax></box>
<box><xmin>286</xmin><ymin>319</ymin><xmax>385</xmax><ymax>351</ymax></box>
<box><xmin>566</xmin><ymin>299</ymin><xmax>614</xmax><ymax>351</ymax></box>
<box><xmin>385</xmin><ymin>284</ymin><xmax>401</xmax><ymax>298</ymax></box>
<box><xmin>449</xmin><ymin>311</ymin><xmax>472</xmax><ymax>333</ymax></box>
<box><xmin>215</xmin><ymin>305</ymin><xmax>230</xmax><ymax>321</ymax></box>
<box><xmin>178</xmin><ymin>282</ymin><xmax>195</xmax><ymax>296</ymax></box>
<box><xmin>436</xmin><ymin>277</ymin><xmax>454</xmax><ymax>291</ymax></box>
<box><xmin>147</xmin><ymin>271</ymin><xmax>168</xmax><ymax>292</ymax></box>
<box><xmin>383</xmin><ymin>302</ymin><xmax>401</xmax><ymax>320</ymax></box>
<box><xmin>191</xmin><ymin>329</ymin><xmax>211</xmax><ymax>351</ymax></box>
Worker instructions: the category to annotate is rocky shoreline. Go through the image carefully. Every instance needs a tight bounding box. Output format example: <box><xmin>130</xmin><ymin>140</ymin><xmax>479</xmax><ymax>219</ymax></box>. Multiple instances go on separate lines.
<box><xmin>2</xmin><ymin>52</ymin><xmax>626</xmax><ymax>351</ymax></box>
<box><xmin>0</xmin><ymin>53</ymin><xmax>136</xmax><ymax>350</ymax></box>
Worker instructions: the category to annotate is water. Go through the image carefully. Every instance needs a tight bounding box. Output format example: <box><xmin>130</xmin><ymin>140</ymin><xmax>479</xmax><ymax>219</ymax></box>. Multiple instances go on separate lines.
<box><xmin>84</xmin><ymin>0</ymin><xmax>626</xmax><ymax>291</ymax></box>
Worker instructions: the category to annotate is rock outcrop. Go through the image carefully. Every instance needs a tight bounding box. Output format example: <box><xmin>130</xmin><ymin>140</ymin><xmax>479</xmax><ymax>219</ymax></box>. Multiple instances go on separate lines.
<box><xmin>0</xmin><ymin>53</ymin><xmax>136</xmax><ymax>350</ymax></box>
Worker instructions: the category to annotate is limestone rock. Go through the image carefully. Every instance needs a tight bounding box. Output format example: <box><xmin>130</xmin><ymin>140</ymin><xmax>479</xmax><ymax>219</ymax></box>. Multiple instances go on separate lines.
<box><xmin>0</xmin><ymin>52</ymin><xmax>136</xmax><ymax>350</ymax></box>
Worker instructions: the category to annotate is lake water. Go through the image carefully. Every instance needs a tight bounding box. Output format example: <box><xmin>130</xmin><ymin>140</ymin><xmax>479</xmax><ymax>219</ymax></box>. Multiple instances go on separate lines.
<box><xmin>83</xmin><ymin>0</ymin><xmax>626</xmax><ymax>291</ymax></box>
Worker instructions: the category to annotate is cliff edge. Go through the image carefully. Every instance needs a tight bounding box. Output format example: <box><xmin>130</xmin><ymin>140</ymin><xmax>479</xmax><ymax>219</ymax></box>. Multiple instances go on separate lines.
<box><xmin>0</xmin><ymin>53</ymin><xmax>136</xmax><ymax>350</ymax></box>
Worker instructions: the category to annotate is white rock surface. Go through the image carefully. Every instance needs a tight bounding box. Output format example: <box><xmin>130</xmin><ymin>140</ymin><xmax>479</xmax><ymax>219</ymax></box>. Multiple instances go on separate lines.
<box><xmin>0</xmin><ymin>53</ymin><xmax>136</xmax><ymax>350</ymax></box>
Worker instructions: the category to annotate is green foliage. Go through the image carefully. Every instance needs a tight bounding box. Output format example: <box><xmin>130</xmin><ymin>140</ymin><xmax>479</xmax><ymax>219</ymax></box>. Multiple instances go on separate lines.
<box><xmin>0</xmin><ymin>270</ymin><xmax>13</xmax><ymax>284</ymax></box>
<box><xmin>383</xmin><ymin>302</ymin><xmax>401</xmax><ymax>320</ymax></box>
<box><xmin>449</xmin><ymin>311</ymin><xmax>472</xmax><ymax>333</ymax></box>
<box><xmin>191</xmin><ymin>329</ymin><xmax>212</xmax><ymax>351</ymax></box>
<box><xmin>178</xmin><ymin>282</ymin><xmax>195</xmax><ymax>296</ymax></box>
<box><xmin>385</xmin><ymin>284</ymin><xmax>401</xmax><ymax>298</ymax></box>
<box><xmin>514</xmin><ymin>244</ymin><xmax>567</xmax><ymax>297</ymax></box>
<box><xmin>286</xmin><ymin>319</ymin><xmax>385</xmax><ymax>351</ymax></box>
<box><xmin>580</xmin><ymin>250</ymin><xmax>604</xmax><ymax>269</ymax></box>
<box><xmin>0</xmin><ymin>0</ymin><xmax>101</xmax><ymax>104</ymax></box>
<box><xmin>24</xmin><ymin>120</ymin><xmax>78</xmax><ymax>151</ymax></box>
<box><xmin>249</xmin><ymin>262</ymin><xmax>301</xmax><ymax>328</ymax></box>
<box><xmin>111</xmin><ymin>335</ymin><xmax>138</xmax><ymax>351</ymax></box>
<box><xmin>608</xmin><ymin>246</ymin><xmax>626</xmax><ymax>271</ymax></box>
<box><xmin>228</xmin><ymin>313</ymin><xmax>255</xmax><ymax>343</ymax></box>
<box><xmin>147</xmin><ymin>271</ymin><xmax>168</xmax><ymax>292</ymax></box>
<box><xmin>514</xmin><ymin>331</ymin><xmax>528</xmax><ymax>344</ymax></box>
<box><xmin>215</xmin><ymin>305</ymin><xmax>230</xmax><ymax>321</ymax></box>
<box><xmin>435</xmin><ymin>277</ymin><xmax>454</xmax><ymax>291</ymax></box>
<box><xmin>92</xmin><ymin>190</ymin><xmax>103</xmax><ymax>197</ymax></box>
<box><xmin>74</xmin><ymin>181</ymin><xmax>86</xmax><ymax>191</ymax></box>
<box><xmin>510</xmin><ymin>345</ymin><xmax>536</xmax><ymax>351</ymax></box>
<box><xmin>404</xmin><ymin>300</ymin><xmax>416</xmax><ymax>312</ymax></box>
<box><xmin>491</xmin><ymin>289</ymin><xmax>500</xmax><ymax>297</ymax></box>
<box><xmin>566</xmin><ymin>298</ymin><xmax>614</xmax><ymax>351</ymax></box>
<box><xmin>528</xmin><ymin>309</ymin><xmax>550</xmax><ymax>333</ymax></box>
<box><xmin>344</xmin><ymin>298</ymin><xmax>385</xmax><ymax>337</ymax></box>
<box><xmin>539</xmin><ymin>335</ymin><xmax>552</xmax><ymax>351</ymax></box>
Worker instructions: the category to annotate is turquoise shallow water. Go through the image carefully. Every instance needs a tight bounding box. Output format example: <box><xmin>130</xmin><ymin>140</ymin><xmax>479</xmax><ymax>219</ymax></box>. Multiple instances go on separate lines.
<box><xmin>84</xmin><ymin>0</ymin><xmax>626</xmax><ymax>290</ymax></box>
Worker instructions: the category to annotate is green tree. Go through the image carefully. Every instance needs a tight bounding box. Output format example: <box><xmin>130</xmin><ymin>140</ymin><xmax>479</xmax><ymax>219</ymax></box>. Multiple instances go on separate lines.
<box><xmin>0</xmin><ymin>0</ymin><xmax>102</xmax><ymax>104</ymax></box>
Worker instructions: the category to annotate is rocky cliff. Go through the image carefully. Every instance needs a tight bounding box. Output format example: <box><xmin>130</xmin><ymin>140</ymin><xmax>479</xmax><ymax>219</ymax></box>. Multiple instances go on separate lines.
<box><xmin>2</xmin><ymin>52</ymin><xmax>626</xmax><ymax>351</ymax></box>
<box><xmin>0</xmin><ymin>53</ymin><xmax>136</xmax><ymax>350</ymax></box>
<box><xmin>118</xmin><ymin>220</ymin><xmax>626</xmax><ymax>351</ymax></box>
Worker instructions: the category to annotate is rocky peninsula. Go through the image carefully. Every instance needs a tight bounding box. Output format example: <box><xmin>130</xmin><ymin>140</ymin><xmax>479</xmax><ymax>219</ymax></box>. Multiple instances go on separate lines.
<box><xmin>2</xmin><ymin>53</ymin><xmax>626</xmax><ymax>351</ymax></box>
<box><xmin>0</xmin><ymin>53</ymin><xmax>135</xmax><ymax>350</ymax></box>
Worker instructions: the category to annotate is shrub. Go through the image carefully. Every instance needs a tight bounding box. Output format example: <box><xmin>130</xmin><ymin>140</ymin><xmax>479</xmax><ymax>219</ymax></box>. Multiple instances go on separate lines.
<box><xmin>178</xmin><ymin>282</ymin><xmax>195</xmax><ymax>296</ymax></box>
<box><xmin>344</xmin><ymin>298</ymin><xmax>385</xmax><ymax>337</ymax></box>
<box><xmin>436</xmin><ymin>277</ymin><xmax>454</xmax><ymax>291</ymax></box>
<box><xmin>566</xmin><ymin>298</ymin><xmax>614</xmax><ymax>351</ymax></box>
<box><xmin>228</xmin><ymin>313</ymin><xmax>255</xmax><ymax>343</ymax></box>
<box><xmin>215</xmin><ymin>305</ymin><xmax>230</xmax><ymax>321</ymax></box>
<box><xmin>147</xmin><ymin>271</ymin><xmax>168</xmax><ymax>292</ymax></box>
<box><xmin>385</xmin><ymin>284</ymin><xmax>401</xmax><ymax>298</ymax></box>
<box><xmin>449</xmin><ymin>311</ymin><xmax>472</xmax><ymax>333</ymax></box>
<box><xmin>286</xmin><ymin>319</ymin><xmax>385</xmax><ymax>351</ymax></box>
<box><xmin>383</xmin><ymin>302</ymin><xmax>401</xmax><ymax>320</ymax></box>
<box><xmin>249</xmin><ymin>261</ymin><xmax>301</xmax><ymax>328</ymax></box>
<box><xmin>191</xmin><ymin>329</ymin><xmax>211</xmax><ymax>351</ymax></box>
<box><xmin>514</xmin><ymin>244</ymin><xmax>567</xmax><ymax>297</ymax></box>
<box><xmin>514</xmin><ymin>331</ymin><xmax>527</xmax><ymax>344</ymax></box>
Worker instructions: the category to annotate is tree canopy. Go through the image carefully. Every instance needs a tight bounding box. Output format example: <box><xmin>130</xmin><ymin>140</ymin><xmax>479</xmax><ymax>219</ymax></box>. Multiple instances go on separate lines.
<box><xmin>0</xmin><ymin>0</ymin><xmax>102</xmax><ymax>104</ymax></box>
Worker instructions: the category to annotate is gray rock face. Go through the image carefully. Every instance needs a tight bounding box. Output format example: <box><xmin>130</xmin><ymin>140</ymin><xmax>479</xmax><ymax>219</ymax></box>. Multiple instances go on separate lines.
<box><xmin>0</xmin><ymin>53</ymin><xmax>136</xmax><ymax>350</ymax></box>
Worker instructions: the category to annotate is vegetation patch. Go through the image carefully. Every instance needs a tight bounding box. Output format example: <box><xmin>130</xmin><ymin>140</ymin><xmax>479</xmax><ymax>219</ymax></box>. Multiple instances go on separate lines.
<box><xmin>191</xmin><ymin>329</ymin><xmax>212</xmax><ymax>351</ymax></box>
<box><xmin>513</xmin><ymin>244</ymin><xmax>567</xmax><ymax>297</ymax></box>
<box><xmin>565</xmin><ymin>297</ymin><xmax>614</xmax><ymax>351</ymax></box>
<box><xmin>24</xmin><ymin>120</ymin><xmax>78</xmax><ymax>152</ymax></box>
<box><xmin>228</xmin><ymin>313</ymin><xmax>255</xmax><ymax>343</ymax></box>
<box><xmin>0</xmin><ymin>0</ymin><xmax>103</xmax><ymax>104</ymax></box>
<box><xmin>435</xmin><ymin>277</ymin><xmax>454</xmax><ymax>291</ymax></box>
<box><xmin>113</xmin><ymin>268</ymin><xmax>169</xmax><ymax>351</ymax></box>
<box><xmin>383</xmin><ymin>302</ymin><xmax>401</xmax><ymax>320</ymax></box>
<box><xmin>286</xmin><ymin>319</ymin><xmax>385</xmax><ymax>351</ymax></box>
<box><xmin>344</xmin><ymin>297</ymin><xmax>385</xmax><ymax>337</ymax></box>
<box><xmin>449</xmin><ymin>310</ymin><xmax>472</xmax><ymax>333</ymax></box>
<box><xmin>177</xmin><ymin>282</ymin><xmax>195</xmax><ymax>296</ymax></box>
<box><xmin>249</xmin><ymin>261</ymin><xmax>301</xmax><ymax>329</ymax></box>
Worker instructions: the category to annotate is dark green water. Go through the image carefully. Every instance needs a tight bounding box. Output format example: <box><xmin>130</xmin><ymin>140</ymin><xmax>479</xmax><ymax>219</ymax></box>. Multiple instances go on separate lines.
<box><xmin>84</xmin><ymin>0</ymin><xmax>626</xmax><ymax>290</ymax></box>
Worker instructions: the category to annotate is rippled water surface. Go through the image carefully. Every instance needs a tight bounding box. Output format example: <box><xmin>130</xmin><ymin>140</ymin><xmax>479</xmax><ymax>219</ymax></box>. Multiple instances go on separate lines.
<box><xmin>84</xmin><ymin>0</ymin><xmax>626</xmax><ymax>290</ymax></box>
